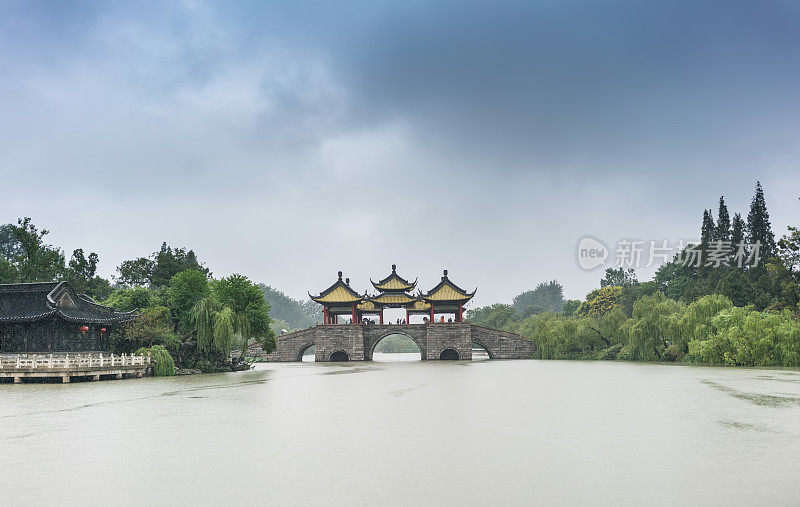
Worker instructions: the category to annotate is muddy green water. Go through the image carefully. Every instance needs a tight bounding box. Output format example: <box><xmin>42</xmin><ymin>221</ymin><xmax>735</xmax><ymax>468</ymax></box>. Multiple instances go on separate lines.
<box><xmin>2</xmin><ymin>357</ymin><xmax>800</xmax><ymax>506</ymax></box>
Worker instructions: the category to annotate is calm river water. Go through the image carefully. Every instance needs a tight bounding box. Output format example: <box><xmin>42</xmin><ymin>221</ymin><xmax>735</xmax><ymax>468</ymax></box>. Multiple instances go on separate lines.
<box><xmin>2</xmin><ymin>356</ymin><xmax>800</xmax><ymax>506</ymax></box>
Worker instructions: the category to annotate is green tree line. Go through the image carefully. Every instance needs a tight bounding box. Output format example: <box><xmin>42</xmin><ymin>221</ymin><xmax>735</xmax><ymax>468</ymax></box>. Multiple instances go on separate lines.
<box><xmin>469</xmin><ymin>182</ymin><xmax>800</xmax><ymax>367</ymax></box>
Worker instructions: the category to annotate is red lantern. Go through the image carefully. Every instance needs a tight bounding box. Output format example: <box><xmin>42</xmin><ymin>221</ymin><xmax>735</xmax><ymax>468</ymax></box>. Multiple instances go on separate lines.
<box><xmin>100</xmin><ymin>328</ymin><xmax>107</xmax><ymax>333</ymax></box>
<box><xmin>79</xmin><ymin>325</ymin><xmax>89</xmax><ymax>334</ymax></box>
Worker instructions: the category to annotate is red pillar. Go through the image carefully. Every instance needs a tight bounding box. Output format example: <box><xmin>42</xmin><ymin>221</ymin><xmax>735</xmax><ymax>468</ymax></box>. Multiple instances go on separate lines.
<box><xmin>406</xmin><ymin>309</ymin><xmax>409</xmax><ymax>324</ymax></box>
<box><xmin>458</xmin><ymin>303</ymin><xmax>463</xmax><ymax>322</ymax></box>
<box><xmin>352</xmin><ymin>304</ymin><xmax>356</xmax><ymax>324</ymax></box>
<box><xmin>430</xmin><ymin>304</ymin><xmax>434</xmax><ymax>323</ymax></box>
<box><xmin>379</xmin><ymin>309</ymin><xmax>384</xmax><ymax>325</ymax></box>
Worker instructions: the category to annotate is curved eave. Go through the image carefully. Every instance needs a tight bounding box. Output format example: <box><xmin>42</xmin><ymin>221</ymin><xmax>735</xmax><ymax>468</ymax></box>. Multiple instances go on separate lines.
<box><xmin>0</xmin><ymin>308</ymin><xmax>138</xmax><ymax>325</ymax></box>
<box><xmin>370</xmin><ymin>277</ymin><xmax>417</xmax><ymax>292</ymax></box>
<box><xmin>368</xmin><ymin>294</ymin><xmax>418</xmax><ymax>305</ymax></box>
<box><xmin>424</xmin><ymin>298</ymin><xmax>474</xmax><ymax>305</ymax></box>
<box><xmin>356</xmin><ymin>302</ymin><xmax>381</xmax><ymax>313</ymax></box>
<box><xmin>0</xmin><ymin>309</ymin><xmax>58</xmax><ymax>323</ymax></box>
<box><xmin>55</xmin><ymin>309</ymin><xmax>139</xmax><ymax>324</ymax></box>
<box><xmin>309</xmin><ymin>294</ymin><xmax>363</xmax><ymax>305</ymax></box>
<box><xmin>314</xmin><ymin>285</ymin><xmax>360</xmax><ymax>299</ymax></box>
<box><xmin>424</xmin><ymin>283</ymin><xmax>476</xmax><ymax>301</ymax></box>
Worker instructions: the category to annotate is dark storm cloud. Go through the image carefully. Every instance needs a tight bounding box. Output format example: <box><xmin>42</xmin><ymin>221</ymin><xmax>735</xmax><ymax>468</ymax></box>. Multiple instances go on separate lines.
<box><xmin>218</xmin><ymin>0</ymin><xmax>800</xmax><ymax>171</ymax></box>
<box><xmin>1</xmin><ymin>0</ymin><xmax>799</xmax><ymax>303</ymax></box>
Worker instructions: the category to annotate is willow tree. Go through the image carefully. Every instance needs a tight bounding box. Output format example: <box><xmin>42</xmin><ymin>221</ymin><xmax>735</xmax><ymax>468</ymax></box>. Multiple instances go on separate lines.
<box><xmin>191</xmin><ymin>274</ymin><xmax>275</xmax><ymax>362</ymax></box>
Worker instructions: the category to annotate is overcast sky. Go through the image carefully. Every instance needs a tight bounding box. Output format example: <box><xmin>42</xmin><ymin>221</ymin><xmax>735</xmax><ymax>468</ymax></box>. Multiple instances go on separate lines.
<box><xmin>1</xmin><ymin>0</ymin><xmax>799</xmax><ymax>306</ymax></box>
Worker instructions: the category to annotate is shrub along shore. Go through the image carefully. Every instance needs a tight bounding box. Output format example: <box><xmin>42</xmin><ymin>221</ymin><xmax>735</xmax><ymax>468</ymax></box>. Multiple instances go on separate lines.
<box><xmin>486</xmin><ymin>293</ymin><xmax>799</xmax><ymax>367</ymax></box>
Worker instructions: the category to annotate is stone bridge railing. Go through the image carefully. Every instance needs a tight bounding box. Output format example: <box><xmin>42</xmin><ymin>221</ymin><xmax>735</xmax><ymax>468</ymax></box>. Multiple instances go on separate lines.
<box><xmin>0</xmin><ymin>352</ymin><xmax>151</xmax><ymax>383</ymax></box>
<box><xmin>249</xmin><ymin>322</ymin><xmax>533</xmax><ymax>362</ymax></box>
<box><xmin>0</xmin><ymin>352</ymin><xmax>150</xmax><ymax>369</ymax></box>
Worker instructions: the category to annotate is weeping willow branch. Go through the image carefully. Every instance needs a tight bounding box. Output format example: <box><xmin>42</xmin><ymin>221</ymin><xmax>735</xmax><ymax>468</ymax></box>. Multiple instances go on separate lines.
<box><xmin>213</xmin><ymin>307</ymin><xmax>235</xmax><ymax>356</ymax></box>
<box><xmin>235</xmin><ymin>311</ymin><xmax>252</xmax><ymax>362</ymax></box>
<box><xmin>191</xmin><ymin>297</ymin><xmax>221</xmax><ymax>353</ymax></box>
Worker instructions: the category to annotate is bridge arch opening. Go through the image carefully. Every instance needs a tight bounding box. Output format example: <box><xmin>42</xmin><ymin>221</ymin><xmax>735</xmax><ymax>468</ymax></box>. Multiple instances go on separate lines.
<box><xmin>471</xmin><ymin>341</ymin><xmax>493</xmax><ymax>360</ymax></box>
<box><xmin>329</xmin><ymin>350</ymin><xmax>349</xmax><ymax>362</ymax></box>
<box><xmin>372</xmin><ymin>333</ymin><xmax>421</xmax><ymax>362</ymax></box>
<box><xmin>439</xmin><ymin>348</ymin><xmax>460</xmax><ymax>360</ymax></box>
<box><xmin>298</xmin><ymin>344</ymin><xmax>316</xmax><ymax>362</ymax></box>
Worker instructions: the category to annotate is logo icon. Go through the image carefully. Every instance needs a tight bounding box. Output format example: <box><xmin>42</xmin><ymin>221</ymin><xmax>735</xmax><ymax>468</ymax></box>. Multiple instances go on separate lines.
<box><xmin>577</xmin><ymin>237</ymin><xmax>608</xmax><ymax>270</ymax></box>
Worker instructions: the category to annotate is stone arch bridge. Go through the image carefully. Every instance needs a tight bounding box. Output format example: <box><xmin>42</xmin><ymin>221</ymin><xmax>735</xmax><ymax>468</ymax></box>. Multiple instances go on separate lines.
<box><xmin>249</xmin><ymin>322</ymin><xmax>533</xmax><ymax>362</ymax></box>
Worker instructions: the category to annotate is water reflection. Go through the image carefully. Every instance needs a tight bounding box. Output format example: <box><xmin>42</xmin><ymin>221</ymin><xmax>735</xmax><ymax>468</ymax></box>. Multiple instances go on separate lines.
<box><xmin>373</xmin><ymin>352</ymin><xmax>420</xmax><ymax>362</ymax></box>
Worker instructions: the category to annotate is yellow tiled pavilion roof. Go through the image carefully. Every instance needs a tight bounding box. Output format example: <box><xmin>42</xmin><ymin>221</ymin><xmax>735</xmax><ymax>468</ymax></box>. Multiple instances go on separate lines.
<box><xmin>309</xmin><ymin>271</ymin><xmax>363</xmax><ymax>304</ymax></box>
<box><xmin>313</xmin><ymin>285</ymin><xmax>362</xmax><ymax>303</ymax></box>
<box><xmin>423</xmin><ymin>270</ymin><xmax>476</xmax><ymax>303</ymax></box>
<box><xmin>426</xmin><ymin>284</ymin><xmax>473</xmax><ymax>301</ymax></box>
<box><xmin>406</xmin><ymin>300</ymin><xmax>431</xmax><ymax>312</ymax></box>
<box><xmin>373</xmin><ymin>275</ymin><xmax>415</xmax><ymax>291</ymax></box>
<box><xmin>370</xmin><ymin>293</ymin><xmax>417</xmax><ymax>305</ymax></box>
<box><xmin>371</xmin><ymin>264</ymin><xmax>417</xmax><ymax>292</ymax></box>
<box><xmin>357</xmin><ymin>300</ymin><xmax>379</xmax><ymax>312</ymax></box>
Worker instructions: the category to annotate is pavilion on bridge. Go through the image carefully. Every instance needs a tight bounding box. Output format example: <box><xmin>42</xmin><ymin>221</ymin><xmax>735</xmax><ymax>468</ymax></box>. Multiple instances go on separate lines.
<box><xmin>309</xmin><ymin>266</ymin><xmax>476</xmax><ymax>325</ymax></box>
<box><xmin>308</xmin><ymin>272</ymin><xmax>363</xmax><ymax>324</ymax></box>
<box><xmin>421</xmin><ymin>269</ymin><xmax>475</xmax><ymax>323</ymax></box>
<box><xmin>368</xmin><ymin>265</ymin><xmax>418</xmax><ymax>324</ymax></box>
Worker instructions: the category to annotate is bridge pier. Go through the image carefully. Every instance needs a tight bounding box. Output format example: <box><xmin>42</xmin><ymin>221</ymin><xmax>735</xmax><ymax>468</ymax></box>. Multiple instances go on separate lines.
<box><xmin>249</xmin><ymin>322</ymin><xmax>533</xmax><ymax>362</ymax></box>
<box><xmin>314</xmin><ymin>325</ymin><xmax>365</xmax><ymax>361</ymax></box>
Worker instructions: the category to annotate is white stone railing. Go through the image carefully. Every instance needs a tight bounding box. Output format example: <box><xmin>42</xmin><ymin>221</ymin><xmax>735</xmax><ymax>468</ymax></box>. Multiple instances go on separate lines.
<box><xmin>0</xmin><ymin>352</ymin><xmax>151</xmax><ymax>370</ymax></box>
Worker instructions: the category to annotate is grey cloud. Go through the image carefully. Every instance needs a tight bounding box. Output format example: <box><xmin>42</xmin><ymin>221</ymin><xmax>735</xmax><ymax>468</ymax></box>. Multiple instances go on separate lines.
<box><xmin>1</xmin><ymin>0</ymin><xmax>799</xmax><ymax>304</ymax></box>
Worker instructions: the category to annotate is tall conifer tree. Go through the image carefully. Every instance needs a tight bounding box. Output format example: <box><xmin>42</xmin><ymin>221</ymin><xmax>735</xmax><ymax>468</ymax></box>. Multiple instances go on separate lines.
<box><xmin>730</xmin><ymin>212</ymin><xmax>747</xmax><ymax>265</ymax></box>
<box><xmin>746</xmin><ymin>181</ymin><xmax>776</xmax><ymax>260</ymax></box>
<box><xmin>715</xmin><ymin>196</ymin><xmax>731</xmax><ymax>242</ymax></box>
<box><xmin>731</xmin><ymin>213</ymin><xmax>745</xmax><ymax>246</ymax></box>
<box><xmin>700</xmin><ymin>209</ymin><xmax>715</xmax><ymax>274</ymax></box>
<box><xmin>701</xmin><ymin>209</ymin><xmax>715</xmax><ymax>246</ymax></box>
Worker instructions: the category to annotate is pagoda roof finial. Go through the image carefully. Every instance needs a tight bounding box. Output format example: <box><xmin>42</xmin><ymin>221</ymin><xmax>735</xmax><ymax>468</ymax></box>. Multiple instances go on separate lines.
<box><xmin>310</xmin><ymin>271</ymin><xmax>363</xmax><ymax>305</ymax></box>
<box><xmin>422</xmin><ymin>269</ymin><xmax>476</xmax><ymax>304</ymax></box>
<box><xmin>371</xmin><ymin>264</ymin><xmax>417</xmax><ymax>292</ymax></box>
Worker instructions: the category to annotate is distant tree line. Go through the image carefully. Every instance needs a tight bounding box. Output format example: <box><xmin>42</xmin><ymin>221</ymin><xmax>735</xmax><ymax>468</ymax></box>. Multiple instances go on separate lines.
<box><xmin>258</xmin><ymin>285</ymin><xmax>319</xmax><ymax>334</ymax></box>
<box><xmin>374</xmin><ymin>334</ymin><xmax>421</xmax><ymax>353</ymax></box>
<box><xmin>468</xmin><ymin>182</ymin><xmax>800</xmax><ymax>367</ymax></box>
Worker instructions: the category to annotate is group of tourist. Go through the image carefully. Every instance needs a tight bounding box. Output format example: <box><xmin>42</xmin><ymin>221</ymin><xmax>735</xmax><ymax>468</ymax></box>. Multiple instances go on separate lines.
<box><xmin>353</xmin><ymin>316</ymin><xmax>457</xmax><ymax>325</ymax></box>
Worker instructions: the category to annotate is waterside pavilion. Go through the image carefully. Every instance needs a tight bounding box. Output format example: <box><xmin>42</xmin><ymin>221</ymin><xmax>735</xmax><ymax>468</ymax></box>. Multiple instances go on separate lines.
<box><xmin>0</xmin><ymin>282</ymin><xmax>149</xmax><ymax>383</ymax></box>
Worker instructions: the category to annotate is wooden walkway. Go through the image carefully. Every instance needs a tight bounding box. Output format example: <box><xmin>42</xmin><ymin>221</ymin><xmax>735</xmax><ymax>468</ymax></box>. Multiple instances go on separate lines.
<box><xmin>0</xmin><ymin>352</ymin><xmax>150</xmax><ymax>383</ymax></box>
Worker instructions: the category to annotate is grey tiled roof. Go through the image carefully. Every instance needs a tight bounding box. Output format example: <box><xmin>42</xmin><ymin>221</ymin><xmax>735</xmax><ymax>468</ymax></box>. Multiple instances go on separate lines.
<box><xmin>0</xmin><ymin>282</ymin><xmax>137</xmax><ymax>324</ymax></box>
